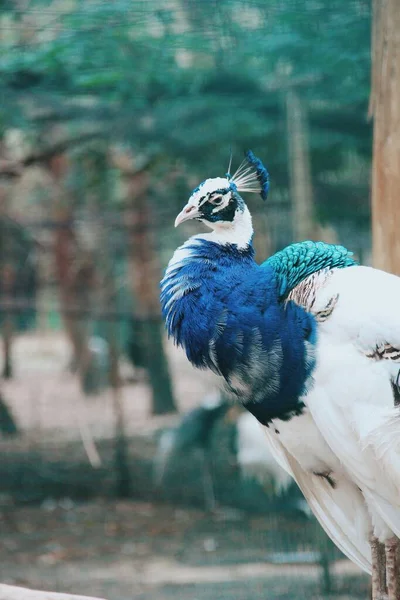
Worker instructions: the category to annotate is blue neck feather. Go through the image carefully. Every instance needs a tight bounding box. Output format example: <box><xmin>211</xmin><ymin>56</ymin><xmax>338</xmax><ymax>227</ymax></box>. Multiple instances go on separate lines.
<box><xmin>161</xmin><ymin>238</ymin><xmax>319</xmax><ymax>424</ymax></box>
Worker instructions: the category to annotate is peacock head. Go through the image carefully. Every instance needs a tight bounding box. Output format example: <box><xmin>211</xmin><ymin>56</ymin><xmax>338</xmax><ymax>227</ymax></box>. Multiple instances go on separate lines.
<box><xmin>174</xmin><ymin>151</ymin><xmax>270</xmax><ymax>233</ymax></box>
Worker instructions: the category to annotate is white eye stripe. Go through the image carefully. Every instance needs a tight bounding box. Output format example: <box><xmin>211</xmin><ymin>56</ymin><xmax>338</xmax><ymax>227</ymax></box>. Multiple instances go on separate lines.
<box><xmin>209</xmin><ymin>191</ymin><xmax>225</xmax><ymax>202</ymax></box>
<box><xmin>211</xmin><ymin>194</ymin><xmax>231</xmax><ymax>213</ymax></box>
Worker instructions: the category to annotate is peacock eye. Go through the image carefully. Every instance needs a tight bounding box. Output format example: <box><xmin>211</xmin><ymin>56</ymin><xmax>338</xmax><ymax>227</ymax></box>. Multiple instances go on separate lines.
<box><xmin>210</xmin><ymin>194</ymin><xmax>223</xmax><ymax>205</ymax></box>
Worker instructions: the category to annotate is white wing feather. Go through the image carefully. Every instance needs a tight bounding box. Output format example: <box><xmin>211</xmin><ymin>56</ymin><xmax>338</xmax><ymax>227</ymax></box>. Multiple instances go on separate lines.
<box><xmin>314</xmin><ymin>265</ymin><xmax>400</xmax><ymax>360</ymax></box>
<box><xmin>305</xmin><ymin>266</ymin><xmax>400</xmax><ymax>538</ymax></box>
<box><xmin>236</xmin><ymin>412</ymin><xmax>292</xmax><ymax>494</ymax></box>
<box><xmin>261</xmin><ymin>425</ymin><xmax>372</xmax><ymax>573</ymax></box>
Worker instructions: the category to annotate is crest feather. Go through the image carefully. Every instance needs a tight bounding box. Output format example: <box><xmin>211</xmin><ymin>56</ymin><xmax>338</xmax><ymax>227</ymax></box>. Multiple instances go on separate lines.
<box><xmin>229</xmin><ymin>150</ymin><xmax>270</xmax><ymax>201</ymax></box>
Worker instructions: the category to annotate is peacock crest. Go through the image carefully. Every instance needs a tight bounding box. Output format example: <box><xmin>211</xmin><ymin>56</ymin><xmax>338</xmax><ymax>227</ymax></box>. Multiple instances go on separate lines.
<box><xmin>227</xmin><ymin>150</ymin><xmax>270</xmax><ymax>201</ymax></box>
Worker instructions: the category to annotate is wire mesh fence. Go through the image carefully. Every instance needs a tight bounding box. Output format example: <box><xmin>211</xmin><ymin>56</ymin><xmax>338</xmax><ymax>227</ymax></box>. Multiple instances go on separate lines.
<box><xmin>0</xmin><ymin>0</ymin><xmax>375</xmax><ymax>598</ymax></box>
<box><xmin>0</xmin><ymin>204</ymin><xmax>371</xmax><ymax>599</ymax></box>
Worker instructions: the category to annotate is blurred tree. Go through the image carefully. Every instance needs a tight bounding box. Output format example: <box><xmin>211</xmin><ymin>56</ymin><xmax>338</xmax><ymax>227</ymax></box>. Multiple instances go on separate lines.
<box><xmin>0</xmin><ymin>0</ymin><xmax>374</xmax><ymax>414</ymax></box>
<box><xmin>370</xmin><ymin>0</ymin><xmax>400</xmax><ymax>275</ymax></box>
<box><xmin>49</xmin><ymin>153</ymin><xmax>95</xmax><ymax>391</ymax></box>
<box><xmin>0</xmin><ymin>212</ymin><xmax>37</xmax><ymax>378</ymax></box>
<box><xmin>0</xmin><ymin>0</ymin><xmax>372</xmax><ymax>236</ymax></box>
<box><xmin>126</xmin><ymin>165</ymin><xmax>177</xmax><ymax>415</ymax></box>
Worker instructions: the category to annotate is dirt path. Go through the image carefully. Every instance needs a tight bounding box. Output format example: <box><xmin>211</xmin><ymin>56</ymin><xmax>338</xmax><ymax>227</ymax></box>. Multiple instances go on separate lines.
<box><xmin>0</xmin><ymin>333</ymin><xmax>370</xmax><ymax>599</ymax></box>
<box><xmin>0</xmin><ymin>501</ymin><xmax>369</xmax><ymax>600</ymax></box>
<box><xmin>1</xmin><ymin>331</ymin><xmax>217</xmax><ymax>442</ymax></box>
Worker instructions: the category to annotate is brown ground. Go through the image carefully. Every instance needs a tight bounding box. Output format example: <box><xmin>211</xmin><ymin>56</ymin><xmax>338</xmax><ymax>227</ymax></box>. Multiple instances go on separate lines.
<box><xmin>0</xmin><ymin>333</ymin><xmax>370</xmax><ymax>599</ymax></box>
<box><xmin>1</xmin><ymin>331</ymin><xmax>218</xmax><ymax>442</ymax></box>
<box><xmin>0</xmin><ymin>500</ymin><xmax>369</xmax><ymax>600</ymax></box>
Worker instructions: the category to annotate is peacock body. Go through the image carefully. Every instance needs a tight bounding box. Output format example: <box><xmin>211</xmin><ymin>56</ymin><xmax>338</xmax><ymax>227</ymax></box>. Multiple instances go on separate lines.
<box><xmin>160</xmin><ymin>152</ymin><xmax>400</xmax><ymax>596</ymax></box>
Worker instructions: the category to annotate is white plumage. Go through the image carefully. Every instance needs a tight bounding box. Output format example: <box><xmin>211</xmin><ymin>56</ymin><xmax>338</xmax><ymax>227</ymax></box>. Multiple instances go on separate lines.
<box><xmin>262</xmin><ymin>264</ymin><xmax>400</xmax><ymax>591</ymax></box>
<box><xmin>165</xmin><ymin>158</ymin><xmax>400</xmax><ymax>598</ymax></box>
<box><xmin>236</xmin><ymin>411</ymin><xmax>292</xmax><ymax>495</ymax></box>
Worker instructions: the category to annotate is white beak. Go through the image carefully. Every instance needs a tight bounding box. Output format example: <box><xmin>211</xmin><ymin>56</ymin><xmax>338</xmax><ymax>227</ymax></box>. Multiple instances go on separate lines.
<box><xmin>174</xmin><ymin>204</ymin><xmax>201</xmax><ymax>227</ymax></box>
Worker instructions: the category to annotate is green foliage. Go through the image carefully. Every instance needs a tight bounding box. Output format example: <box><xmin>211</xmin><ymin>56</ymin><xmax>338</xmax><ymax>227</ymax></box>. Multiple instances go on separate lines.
<box><xmin>0</xmin><ymin>0</ymin><xmax>372</xmax><ymax>232</ymax></box>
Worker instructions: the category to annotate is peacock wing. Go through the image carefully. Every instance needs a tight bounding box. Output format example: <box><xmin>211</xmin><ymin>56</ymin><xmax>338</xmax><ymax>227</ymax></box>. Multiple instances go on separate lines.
<box><xmin>303</xmin><ymin>265</ymin><xmax>400</xmax><ymax>537</ymax></box>
<box><xmin>261</xmin><ymin>241</ymin><xmax>356</xmax><ymax>300</ymax></box>
<box><xmin>261</xmin><ymin>424</ymin><xmax>372</xmax><ymax>574</ymax></box>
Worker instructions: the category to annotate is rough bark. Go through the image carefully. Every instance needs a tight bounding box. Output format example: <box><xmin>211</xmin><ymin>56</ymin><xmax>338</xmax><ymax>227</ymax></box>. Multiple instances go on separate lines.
<box><xmin>370</xmin><ymin>0</ymin><xmax>400</xmax><ymax>274</ymax></box>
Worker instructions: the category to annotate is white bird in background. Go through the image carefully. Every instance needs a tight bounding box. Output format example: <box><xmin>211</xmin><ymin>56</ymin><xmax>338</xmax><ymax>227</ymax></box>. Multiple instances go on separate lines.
<box><xmin>235</xmin><ymin>410</ymin><xmax>314</xmax><ymax>519</ymax></box>
<box><xmin>160</xmin><ymin>151</ymin><xmax>400</xmax><ymax>600</ymax></box>
<box><xmin>153</xmin><ymin>391</ymin><xmax>231</xmax><ymax>512</ymax></box>
<box><xmin>153</xmin><ymin>391</ymin><xmax>305</xmax><ymax>514</ymax></box>
<box><xmin>236</xmin><ymin>410</ymin><xmax>292</xmax><ymax>495</ymax></box>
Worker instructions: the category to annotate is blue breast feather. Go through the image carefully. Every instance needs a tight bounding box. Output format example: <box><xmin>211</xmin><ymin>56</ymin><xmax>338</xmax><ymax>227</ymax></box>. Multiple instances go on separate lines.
<box><xmin>160</xmin><ymin>240</ymin><xmax>355</xmax><ymax>424</ymax></box>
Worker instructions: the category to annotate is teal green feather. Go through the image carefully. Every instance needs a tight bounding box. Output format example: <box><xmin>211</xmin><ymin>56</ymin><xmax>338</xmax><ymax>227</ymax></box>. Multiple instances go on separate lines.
<box><xmin>262</xmin><ymin>241</ymin><xmax>357</xmax><ymax>300</ymax></box>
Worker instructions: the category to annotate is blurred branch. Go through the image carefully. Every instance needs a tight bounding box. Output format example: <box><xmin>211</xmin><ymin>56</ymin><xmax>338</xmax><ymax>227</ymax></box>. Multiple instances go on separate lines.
<box><xmin>0</xmin><ymin>585</ymin><xmax>107</xmax><ymax>600</ymax></box>
<box><xmin>0</xmin><ymin>159</ymin><xmax>23</xmax><ymax>177</ymax></box>
<box><xmin>25</xmin><ymin>132</ymin><xmax>106</xmax><ymax>167</ymax></box>
<box><xmin>264</xmin><ymin>72</ymin><xmax>323</xmax><ymax>92</ymax></box>
<box><xmin>26</xmin><ymin>133</ymin><xmax>105</xmax><ymax>166</ymax></box>
<box><xmin>108</xmin><ymin>147</ymin><xmax>158</xmax><ymax>176</ymax></box>
<box><xmin>0</xmin><ymin>132</ymin><xmax>106</xmax><ymax>178</ymax></box>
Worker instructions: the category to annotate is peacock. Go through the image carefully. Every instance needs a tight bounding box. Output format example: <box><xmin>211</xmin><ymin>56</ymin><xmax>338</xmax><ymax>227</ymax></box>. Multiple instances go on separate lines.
<box><xmin>234</xmin><ymin>410</ymin><xmax>291</xmax><ymax>493</ymax></box>
<box><xmin>153</xmin><ymin>390</ymin><xmax>230</xmax><ymax>512</ymax></box>
<box><xmin>160</xmin><ymin>151</ymin><xmax>400</xmax><ymax>600</ymax></box>
<box><xmin>153</xmin><ymin>389</ymin><xmax>307</xmax><ymax>515</ymax></box>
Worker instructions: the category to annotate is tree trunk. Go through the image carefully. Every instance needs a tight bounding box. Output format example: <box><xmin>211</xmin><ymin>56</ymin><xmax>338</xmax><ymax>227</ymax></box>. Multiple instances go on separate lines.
<box><xmin>127</xmin><ymin>172</ymin><xmax>177</xmax><ymax>416</ymax></box>
<box><xmin>286</xmin><ymin>89</ymin><xmax>316</xmax><ymax>242</ymax></box>
<box><xmin>48</xmin><ymin>155</ymin><xmax>92</xmax><ymax>383</ymax></box>
<box><xmin>370</xmin><ymin>0</ymin><xmax>400</xmax><ymax>275</ymax></box>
